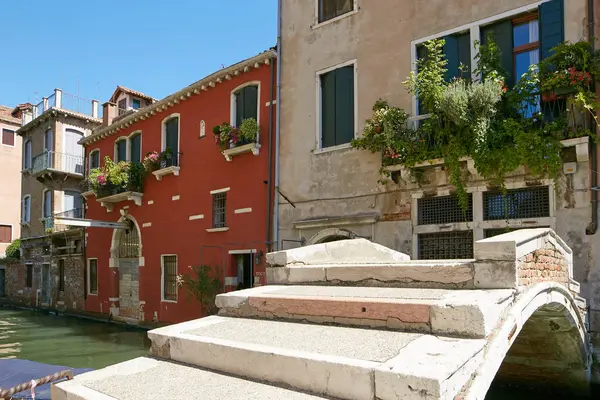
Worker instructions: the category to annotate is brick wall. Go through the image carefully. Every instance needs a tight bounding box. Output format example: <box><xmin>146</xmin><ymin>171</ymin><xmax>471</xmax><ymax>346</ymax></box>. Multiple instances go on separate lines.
<box><xmin>517</xmin><ymin>240</ymin><xmax>569</xmax><ymax>286</ymax></box>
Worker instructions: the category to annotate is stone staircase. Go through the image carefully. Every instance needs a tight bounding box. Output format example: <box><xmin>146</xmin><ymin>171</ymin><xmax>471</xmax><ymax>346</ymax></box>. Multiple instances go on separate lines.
<box><xmin>52</xmin><ymin>229</ymin><xmax>590</xmax><ymax>400</ymax></box>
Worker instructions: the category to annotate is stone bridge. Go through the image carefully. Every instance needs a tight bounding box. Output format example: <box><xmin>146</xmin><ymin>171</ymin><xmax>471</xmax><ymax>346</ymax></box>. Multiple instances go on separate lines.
<box><xmin>54</xmin><ymin>228</ymin><xmax>593</xmax><ymax>400</ymax></box>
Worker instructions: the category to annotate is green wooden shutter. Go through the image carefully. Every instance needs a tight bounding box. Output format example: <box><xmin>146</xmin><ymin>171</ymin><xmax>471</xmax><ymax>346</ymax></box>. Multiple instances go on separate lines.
<box><xmin>130</xmin><ymin>134</ymin><xmax>141</xmax><ymax>164</ymax></box>
<box><xmin>321</xmin><ymin>70</ymin><xmax>336</xmax><ymax>148</ymax></box>
<box><xmin>243</xmin><ymin>86</ymin><xmax>258</xmax><ymax>121</ymax></box>
<box><xmin>335</xmin><ymin>65</ymin><xmax>355</xmax><ymax>145</ymax></box>
<box><xmin>457</xmin><ymin>33</ymin><xmax>471</xmax><ymax>78</ymax></box>
<box><xmin>166</xmin><ymin>118</ymin><xmax>179</xmax><ymax>152</ymax></box>
<box><xmin>235</xmin><ymin>89</ymin><xmax>244</xmax><ymax>127</ymax></box>
<box><xmin>117</xmin><ymin>141</ymin><xmax>127</xmax><ymax>162</ymax></box>
<box><xmin>481</xmin><ymin>20</ymin><xmax>514</xmax><ymax>87</ymax></box>
<box><xmin>540</xmin><ymin>0</ymin><xmax>564</xmax><ymax>61</ymax></box>
<box><xmin>444</xmin><ymin>35</ymin><xmax>459</xmax><ymax>82</ymax></box>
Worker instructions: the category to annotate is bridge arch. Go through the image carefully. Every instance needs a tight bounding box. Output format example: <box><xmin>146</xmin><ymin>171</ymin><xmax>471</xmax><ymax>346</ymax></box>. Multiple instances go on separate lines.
<box><xmin>466</xmin><ymin>282</ymin><xmax>591</xmax><ymax>398</ymax></box>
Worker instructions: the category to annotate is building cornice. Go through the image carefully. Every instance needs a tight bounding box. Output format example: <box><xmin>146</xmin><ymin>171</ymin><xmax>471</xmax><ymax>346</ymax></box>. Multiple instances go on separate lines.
<box><xmin>17</xmin><ymin>108</ymin><xmax>102</xmax><ymax>136</ymax></box>
<box><xmin>81</xmin><ymin>49</ymin><xmax>277</xmax><ymax>146</ymax></box>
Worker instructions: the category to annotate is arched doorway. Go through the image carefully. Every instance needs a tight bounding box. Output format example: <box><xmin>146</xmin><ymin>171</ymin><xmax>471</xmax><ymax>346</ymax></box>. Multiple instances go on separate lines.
<box><xmin>110</xmin><ymin>215</ymin><xmax>143</xmax><ymax>321</ymax></box>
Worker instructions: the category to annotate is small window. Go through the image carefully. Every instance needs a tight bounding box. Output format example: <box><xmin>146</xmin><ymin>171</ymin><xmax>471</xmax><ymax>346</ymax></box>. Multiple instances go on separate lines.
<box><xmin>234</xmin><ymin>85</ymin><xmax>258</xmax><ymax>127</ymax></box>
<box><xmin>25</xmin><ymin>264</ymin><xmax>33</xmax><ymax>288</ymax></box>
<box><xmin>23</xmin><ymin>140</ymin><xmax>32</xmax><ymax>169</ymax></box>
<box><xmin>162</xmin><ymin>255</ymin><xmax>178</xmax><ymax>301</ymax></box>
<box><xmin>483</xmin><ymin>186</ymin><xmax>550</xmax><ymax>221</ymax></box>
<box><xmin>0</xmin><ymin>225</ymin><xmax>11</xmax><ymax>243</ymax></box>
<box><xmin>417</xmin><ymin>194</ymin><xmax>473</xmax><ymax>225</ymax></box>
<box><xmin>2</xmin><ymin>129</ymin><xmax>15</xmax><ymax>146</ymax></box>
<box><xmin>58</xmin><ymin>259</ymin><xmax>65</xmax><ymax>292</ymax></box>
<box><xmin>318</xmin><ymin>0</ymin><xmax>354</xmax><ymax>23</ymax></box>
<box><xmin>132</xmin><ymin>98</ymin><xmax>141</xmax><ymax>109</ymax></box>
<box><xmin>163</xmin><ymin>116</ymin><xmax>179</xmax><ymax>166</ymax></box>
<box><xmin>89</xmin><ymin>150</ymin><xmax>100</xmax><ymax>170</ymax></box>
<box><xmin>212</xmin><ymin>192</ymin><xmax>227</xmax><ymax>228</ymax></box>
<box><xmin>130</xmin><ymin>133</ymin><xmax>142</xmax><ymax>164</ymax></box>
<box><xmin>43</xmin><ymin>190</ymin><xmax>53</xmax><ymax>219</ymax></box>
<box><xmin>88</xmin><ymin>259</ymin><xmax>98</xmax><ymax>295</ymax></box>
<box><xmin>320</xmin><ymin>64</ymin><xmax>355</xmax><ymax>148</ymax></box>
<box><xmin>418</xmin><ymin>231</ymin><xmax>474</xmax><ymax>260</ymax></box>
<box><xmin>22</xmin><ymin>196</ymin><xmax>31</xmax><ymax>223</ymax></box>
<box><xmin>118</xmin><ymin>99</ymin><xmax>127</xmax><ymax>115</ymax></box>
<box><xmin>115</xmin><ymin>139</ymin><xmax>127</xmax><ymax>162</ymax></box>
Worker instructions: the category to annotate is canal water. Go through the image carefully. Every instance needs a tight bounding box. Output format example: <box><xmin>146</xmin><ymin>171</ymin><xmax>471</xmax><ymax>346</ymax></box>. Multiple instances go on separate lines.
<box><xmin>0</xmin><ymin>308</ymin><xmax>595</xmax><ymax>399</ymax></box>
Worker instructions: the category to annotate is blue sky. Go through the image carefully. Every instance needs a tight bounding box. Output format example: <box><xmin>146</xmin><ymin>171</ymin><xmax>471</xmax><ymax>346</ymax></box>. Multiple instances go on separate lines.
<box><xmin>0</xmin><ymin>0</ymin><xmax>277</xmax><ymax>108</ymax></box>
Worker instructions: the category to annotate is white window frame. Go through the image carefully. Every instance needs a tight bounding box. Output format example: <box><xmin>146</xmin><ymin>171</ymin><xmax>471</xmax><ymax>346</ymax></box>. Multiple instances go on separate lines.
<box><xmin>313</xmin><ymin>0</ymin><xmax>358</xmax><ymax>29</ymax></box>
<box><xmin>315</xmin><ymin>59</ymin><xmax>358</xmax><ymax>152</ymax></box>
<box><xmin>23</xmin><ymin>140</ymin><xmax>32</xmax><ymax>170</ymax></box>
<box><xmin>127</xmin><ymin>130</ymin><xmax>143</xmax><ymax>163</ymax></box>
<box><xmin>230</xmin><ymin>81</ymin><xmax>261</xmax><ymax>127</ymax></box>
<box><xmin>161</xmin><ymin>254</ymin><xmax>178</xmax><ymax>303</ymax></box>
<box><xmin>22</xmin><ymin>195</ymin><xmax>31</xmax><ymax>223</ymax></box>
<box><xmin>114</xmin><ymin>136</ymin><xmax>128</xmax><ymax>162</ymax></box>
<box><xmin>161</xmin><ymin>113</ymin><xmax>181</xmax><ymax>153</ymax></box>
<box><xmin>1</xmin><ymin>128</ymin><xmax>15</xmax><ymax>147</ymax></box>
<box><xmin>87</xmin><ymin>258</ymin><xmax>98</xmax><ymax>295</ymax></box>
<box><xmin>89</xmin><ymin>148</ymin><xmax>100</xmax><ymax>170</ymax></box>
<box><xmin>410</xmin><ymin>1</ymin><xmax>548</xmax><ymax>116</ymax></box>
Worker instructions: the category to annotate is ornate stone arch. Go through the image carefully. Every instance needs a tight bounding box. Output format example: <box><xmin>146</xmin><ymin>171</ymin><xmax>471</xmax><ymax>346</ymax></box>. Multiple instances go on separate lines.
<box><xmin>308</xmin><ymin>228</ymin><xmax>357</xmax><ymax>245</ymax></box>
<box><xmin>109</xmin><ymin>213</ymin><xmax>144</xmax><ymax>267</ymax></box>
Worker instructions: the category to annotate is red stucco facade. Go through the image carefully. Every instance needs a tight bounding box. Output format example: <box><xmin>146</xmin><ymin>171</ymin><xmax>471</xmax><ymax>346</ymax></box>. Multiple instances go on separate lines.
<box><xmin>83</xmin><ymin>53</ymin><xmax>277</xmax><ymax>324</ymax></box>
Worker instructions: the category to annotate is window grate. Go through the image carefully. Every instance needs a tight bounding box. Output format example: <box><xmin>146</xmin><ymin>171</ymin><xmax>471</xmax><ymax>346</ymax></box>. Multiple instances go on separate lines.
<box><xmin>483</xmin><ymin>186</ymin><xmax>549</xmax><ymax>220</ymax></box>
<box><xmin>484</xmin><ymin>226</ymin><xmax>550</xmax><ymax>239</ymax></box>
<box><xmin>417</xmin><ymin>194</ymin><xmax>473</xmax><ymax>225</ymax></box>
<box><xmin>118</xmin><ymin>220</ymin><xmax>139</xmax><ymax>258</ymax></box>
<box><xmin>58</xmin><ymin>259</ymin><xmax>65</xmax><ymax>292</ymax></box>
<box><xmin>89</xmin><ymin>259</ymin><xmax>98</xmax><ymax>295</ymax></box>
<box><xmin>418</xmin><ymin>231</ymin><xmax>473</xmax><ymax>260</ymax></box>
<box><xmin>25</xmin><ymin>264</ymin><xmax>33</xmax><ymax>288</ymax></box>
<box><xmin>162</xmin><ymin>255</ymin><xmax>177</xmax><ymax>301</ymax></box>
<box><xmin>212</xmin><ymin>193</ymin><xmax>227</xmax><ymax>228</ymax></box>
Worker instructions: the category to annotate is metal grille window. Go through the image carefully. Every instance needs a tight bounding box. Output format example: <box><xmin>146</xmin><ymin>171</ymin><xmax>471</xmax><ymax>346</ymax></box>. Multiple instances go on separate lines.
<box><xmin>25</xmin><ymin>264</ymin><xmax>33</xmax><ymax>288</ymax></box>
<box><xmin>118</xmin><ymin>220</ymin><xmax>140</xmax><ymax>258</ymax></box>
<box><xmin>58</xmin><ymin>259</ymin><xmax>65</xmax><ymax>292</ymax></box>
<box><xmin>417</xmin><ymin>195</ymin><xmax>473</xmax><ymax>225</ymax></box>
<box><xmin>212</xmin><ymin>193</ymin><xmax>227</xmax><ymax>228</ymax></box>
<box><xmin>162</xmin><ymin>255</ymin><xmax>177</xmax><ymax>301</ymax></box>
<box><xmin>483</xmin><ymin>186</ymin><xmax>549</xmax><ymax>220</ymax></box>
<box><xmin>484</xmin><ymin>226</ymin><xmax>550</xmax><ymax>239</ymax></box>
<box><xmin>88</xmin><ymin>259</ymin><xmax>98</xmax><ymax>295</ymax></box>
<box><xmin>418</xmin><ymin>231</ymin><xmax>474</xmax><ymax>260</ymax></box>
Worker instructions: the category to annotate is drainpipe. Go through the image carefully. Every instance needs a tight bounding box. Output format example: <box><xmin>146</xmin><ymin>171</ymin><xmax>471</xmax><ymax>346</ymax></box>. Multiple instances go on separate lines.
<box><xmin>266</xmin><ymin>55</ymin><xmax>275</xmax><ymax>251</ymax></box>
<box><xmin>273</xmin><ymin>0</ymin><xmax>282</xmax><ymax>250</ymax></box>
<box><xmin>586</xmin><ymin>0</ymin><xmax>598</xmax><ymax>235</ymax></box>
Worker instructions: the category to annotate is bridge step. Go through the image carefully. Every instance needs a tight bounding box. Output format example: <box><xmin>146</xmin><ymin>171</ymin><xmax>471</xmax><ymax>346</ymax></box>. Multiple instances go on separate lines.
<box><xmin>266</xmin><ymin>261</ymin><xmax>479</xmax><ymax>289</ymax></box>
<box><xmin>216</xmin><ymin>285</ymin><xmax>515</xmax><ymax>338</ymax></box>
<box><xmin>52</xmin><ymin>357</ymin><xmax>329</xmax><ymax>400</ymax></box>
<box><xmin>147</xmin><ymin>315</ymin><xmax>486</xmax><ymax>400</ymax></box>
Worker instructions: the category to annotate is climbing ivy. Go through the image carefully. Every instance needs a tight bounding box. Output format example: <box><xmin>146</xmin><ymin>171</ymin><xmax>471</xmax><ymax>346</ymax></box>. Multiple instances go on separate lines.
<box><xmin>352</xmin><ymin>38</ymin><xmax>597</xmax><ymax>210</ymax></box>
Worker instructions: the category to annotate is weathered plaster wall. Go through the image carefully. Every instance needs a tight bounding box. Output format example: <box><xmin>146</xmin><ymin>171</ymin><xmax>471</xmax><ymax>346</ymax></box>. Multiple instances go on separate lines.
<box><xmin>0</xmin><ymin>119</ymin><xmax>22</xmax><ymax>256</ymax></box>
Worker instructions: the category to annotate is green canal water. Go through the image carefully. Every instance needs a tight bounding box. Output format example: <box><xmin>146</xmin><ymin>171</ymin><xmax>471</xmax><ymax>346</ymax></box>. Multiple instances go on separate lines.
<box><xmin>0</xmin><ymin>308</ymin><xmax>594</xmax><ymax>399</ymax></box>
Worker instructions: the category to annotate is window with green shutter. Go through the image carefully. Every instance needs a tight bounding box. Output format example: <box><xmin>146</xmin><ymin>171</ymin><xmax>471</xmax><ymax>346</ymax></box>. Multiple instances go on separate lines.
<box><xmin>115</xmin><ymin>140</ymin><xmax>127</xmax><ymax>162</ymax></box>
<box><xmin>234</xmin><ymin>85</ymin><xmax>258</xmax><ymax>127</ymax></box>
<box><xmin>444</xmin><ymin>32</ymin><xmax>471</xmax><ymax>81</ymax></box>
<box><xmin>130</xmin><ymin>133</ymin><xmax>141</xmax><ymax>164</ymax></box>
<box><xmin>320</xmin><ymin>65</ymin><xmax>355</xmax><ymax>148</ymax></box>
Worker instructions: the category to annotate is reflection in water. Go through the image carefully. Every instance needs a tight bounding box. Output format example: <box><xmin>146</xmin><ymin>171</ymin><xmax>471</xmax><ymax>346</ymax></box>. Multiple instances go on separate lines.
<box><xmin>0</xmin><ymin>308</ymin><xmax>149</xmax><ymax>369</ymax></box>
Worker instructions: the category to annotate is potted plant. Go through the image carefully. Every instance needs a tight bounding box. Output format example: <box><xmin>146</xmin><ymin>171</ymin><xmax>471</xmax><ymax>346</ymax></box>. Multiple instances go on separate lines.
<box><xmin>239</xmin><ymin>117</ymin><xmax>259</xmax><ymax>144</ymax></box>
<box><xmin>143</xmin><ymin>151</ymin><xmax>161</xmax><ymax>171</ymax></box>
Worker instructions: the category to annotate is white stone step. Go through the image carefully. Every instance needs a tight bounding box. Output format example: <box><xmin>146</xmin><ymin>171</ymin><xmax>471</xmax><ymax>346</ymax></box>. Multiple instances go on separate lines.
<box><xmin>148</xmin><ymin>316</ymin><xmax>486</xmax><ymax>400</ymax></box>
<box><xmin>216</xmin><ymin>285</ymin><xmax>515</xmax><ymax>338</ymax></box>
<box><xmin>52</xmin><ymin>357</ymin><xmax>328</xmax><ymax>400</ymax></box>
<box><xmin>266</xmin><ymin>260</ymin><xmax>478</xmax><ymax>289</ymax></box>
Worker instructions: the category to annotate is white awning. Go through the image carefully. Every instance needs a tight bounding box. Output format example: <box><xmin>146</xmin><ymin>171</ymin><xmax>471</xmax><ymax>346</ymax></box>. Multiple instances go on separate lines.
<box><xmin>54</xmin><ymin>217</ymin><xmax>128</xmax><ymax>229</ymax></box>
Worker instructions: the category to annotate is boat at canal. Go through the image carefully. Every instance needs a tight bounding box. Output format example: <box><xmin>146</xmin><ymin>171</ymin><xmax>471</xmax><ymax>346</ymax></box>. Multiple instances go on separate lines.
<box><xmin>0</xmin><ymin>359</ymin><xmax>91</xmax><ymax>399</ymax></box>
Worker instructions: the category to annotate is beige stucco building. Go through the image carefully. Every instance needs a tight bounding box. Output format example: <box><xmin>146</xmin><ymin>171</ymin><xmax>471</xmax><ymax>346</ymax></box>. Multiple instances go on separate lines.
<box><xmin>277</xmin><ymin>0</ymin><xmax>600</xmax><ymax>338</ymax></box>
<box><xmin>0</xmin><ymin>106</ymin><xmax>21</xmax><ymax>259</ymax></box>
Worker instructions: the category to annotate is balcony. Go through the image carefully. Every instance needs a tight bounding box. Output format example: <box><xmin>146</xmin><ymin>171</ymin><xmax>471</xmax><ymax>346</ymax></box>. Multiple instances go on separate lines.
<box><xmin>22</xmin><ymin>89</ymin><xmax>100</xmax><ymax>126</ymax></box>
<box><xmin>31</xmin><ymin>151</ymin><xmax>84</xmax><ymax>180</ymax></box>
<box><xmin>96</xmin><ymin>183</ymin><xmax>143</xmax><ymax>212</ymax></box>
<box><xmin>44</xmin><ymin>209</ymin><xmax>84</xmax><ymax>235</ymax></box>
<box><xmin>152</xmin><ymin>152</ymin><xmax>182</xmax><ymax>181</ymax></box>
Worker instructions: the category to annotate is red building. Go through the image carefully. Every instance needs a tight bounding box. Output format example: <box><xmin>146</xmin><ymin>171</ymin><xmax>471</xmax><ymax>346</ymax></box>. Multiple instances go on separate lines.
<box><xmin>79</xmin><ymin>50</ymin><xmax>277</xmax><ymax>324</ymax></box>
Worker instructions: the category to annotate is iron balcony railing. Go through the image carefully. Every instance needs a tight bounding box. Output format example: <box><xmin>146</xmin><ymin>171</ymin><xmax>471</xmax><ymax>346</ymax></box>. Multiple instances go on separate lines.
<box><xmin>160</xmin><ymin>151</ymin><xmax>182</xmax><ymax>169</ymax></box>
<box><xmin>31</xmin><ymin>151</ymin><xmax>84</xmax><ymax>176</ymax></box>
<box><xmin>42</xmin><ymin>217</ymin><xmax>54</xmax><ymax>231</ymax></box>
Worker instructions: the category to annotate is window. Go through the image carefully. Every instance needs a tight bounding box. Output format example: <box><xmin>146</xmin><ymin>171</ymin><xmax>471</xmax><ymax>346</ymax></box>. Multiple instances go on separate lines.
<box><xmin>58</xmin><ymin>259</ymin><xmax>65</xmax><ymax>292</ymax></box>
<box><xmin>2</xmin><ymin>129</ymin><xmax>14</xmax><ymax>146</ymax></box>
<box><xmin>89</xmin><ymin>150</ymin><xmax>100</xmax><ymax>170</ymax></box>
<box><xmin>43</xmin><ymin>190</ymin><xmax>53</xmax><ymax>219</ymax></box>
<box><xmin>212</xmin><ymin>192</ymin><xmax>227</xmax><ymax>228</ymax></box>
<box><xmin>417</xmin><ymin>194</ymin><xmax>473</xmax><ymax>225</ymax></box>
<box><xmin>88</xmin><ymin>259</ymin><xmax>98</xmax><ymax>295</ymax></box>
<box><xmin>132</xmin><ymin>98</ymin><xmax>141</xmax><ymax>109</ymax></box>
<box><xmin>118</xmin><ymin>219</ymin><xmax>140</xmax><ymax>258</ymax></box>
<box><xmin>319</xmin><ymin>64</ymin><xmax>355</xmax><ymax>148</ymax></box>
<box><xmin>22</xmin><ymin>196</ymin><xmax>30</xmax><ymax>223</ymax></box>
<box><xmin>25</xmin><ymin>264</ymin><xmax>33</xmax><ymax>288</ymax></box>
<box><xmin>483</xmin><ymin>186</ymin><xmax>550</xmax><ymax>220</ymax></box>
<box><xmin>0</xmin><ymin>225</ymin><xmax>11</xmax><ymax>243</ymax></box>
<box><xmin>23</xmin><ymin>140</ymin><xmax>32</xmax><ymax>169</ymax></box>
<box><xmin>318</xmin><ymin>0</ymin><xmax>354</xmax><ymax>23</ymax></box>
<box><xmin>63</xmin><ymin>191</ymin><xmax>83</xmax><ymax>218</ymax></box>
<box><xmin>233</xmin><ymin>85</ymin><xmax>258</xmax><ymax>127</ymax></box>
<box><xmin>129</xmin><ymin>133</ymin><xmax>141</xmax><ymax>164</ymax></box>
<box><xmin>115</xmin><ymin>139</ymin><xmax>127</xmax><ymax>162</ymax></box>
<box><xmin>118</xmin><ymin>99</ymin><xmax>127</xmax><ymax>115</ymax></box>
<box><xmin>162</xmin><ymin>115</ymin><xmax>179</xmax><ymax>167</ymax></box>
<box><xmin>418</xmin><ymin>231</ymin><xmax>474</xmax><ymax>260</ymax></box>
<box><xmin>162</xmin><ymin>255</ymin><xmax>177</xmax><ymax>301</ymax></box>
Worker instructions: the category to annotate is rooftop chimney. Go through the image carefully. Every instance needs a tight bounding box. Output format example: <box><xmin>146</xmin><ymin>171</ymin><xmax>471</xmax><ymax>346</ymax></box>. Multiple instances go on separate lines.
<box><xmin>102</xmin><ymin>102</ymin><xmax>117</xmax><ymax>127</ymax></box>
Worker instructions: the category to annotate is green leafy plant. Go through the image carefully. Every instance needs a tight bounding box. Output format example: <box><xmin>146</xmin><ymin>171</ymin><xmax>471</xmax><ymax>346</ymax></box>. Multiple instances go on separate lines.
<box><xmin>239</xmin><ymin>117</ymin><xmax>259</xmax><ymax>142</ymax></box>
<box><xmin>180</xmin><ymin>265</ymin><xmax>223</xmax><ymax>316</ymax></box>
<box><xmin>0</xmin><ymin>239</ymin><xmax>21</xmax><ymax>264</ymax></box>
